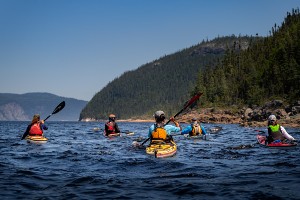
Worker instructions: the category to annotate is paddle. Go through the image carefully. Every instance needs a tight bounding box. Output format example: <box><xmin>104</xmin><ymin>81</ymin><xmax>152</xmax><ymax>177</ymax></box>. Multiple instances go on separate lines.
<box><xmin>139</xmin><ymin>92</ymin><xmax>203</xmax><ymax>146</ymax></box>
<box><xmin>21</xmin><ymin>101</ymin><xmax>66</xmax><ymax>140</ymax></box>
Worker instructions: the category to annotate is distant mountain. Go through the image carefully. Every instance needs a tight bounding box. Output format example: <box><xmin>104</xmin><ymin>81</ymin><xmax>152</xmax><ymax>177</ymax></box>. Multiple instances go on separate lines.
<box><xmin>0</xmin><ymin>93</ymin><xmax>87</xmax><ymax>121</ymax></box>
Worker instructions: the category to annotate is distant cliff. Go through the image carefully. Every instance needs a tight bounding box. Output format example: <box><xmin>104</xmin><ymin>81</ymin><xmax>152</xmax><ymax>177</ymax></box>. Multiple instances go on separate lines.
<box><xmin>0</xmin><ymin>93</ymin><xmax>87</xmax><ymax>121</ymax></box>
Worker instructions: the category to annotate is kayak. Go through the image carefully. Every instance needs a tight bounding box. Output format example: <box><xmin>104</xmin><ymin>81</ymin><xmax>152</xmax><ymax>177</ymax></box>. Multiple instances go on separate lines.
<box><xmin>93</xmin><ymin>127</ymin><xmax>101</xmax><ymax>132</ymax></box>
<box><xmin>146</xmin><ymin>140</ymin><xmax>177</xmax><ymax>158</ymax></box>
<box><xmin>26</xmin><ymin>135</ymin><xmax>48</xmax><ymax>144</ymax></box>
<box><xmin>256</xmin><ymin>134</ymin><xmax>297</xmax><ymax>147</ymax></box>
<box><xmin>209</xmin><ymin>126</ymin><xmax>222</xmax><ymax>134</ymax></box>
<box><xmin>125</xmin><ymin>132</ymin><xmax>134</xmax><ymax>136</ymax></box>
<box><xmin>184</xmin><ymin>134</ymin><xmax>210</xmax><ymax>140</ymax></box>
<box><xmin>103</xmin><ymin>132</ymin><xmax>120</xmax><ymax>138</ymax></box>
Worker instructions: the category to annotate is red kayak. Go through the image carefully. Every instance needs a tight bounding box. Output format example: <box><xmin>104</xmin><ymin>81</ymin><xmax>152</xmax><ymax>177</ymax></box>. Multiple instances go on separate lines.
<box><xmin>256</xmin><ymin>134</ymin><xmax>297</xmax><ymax>147</ymax></box>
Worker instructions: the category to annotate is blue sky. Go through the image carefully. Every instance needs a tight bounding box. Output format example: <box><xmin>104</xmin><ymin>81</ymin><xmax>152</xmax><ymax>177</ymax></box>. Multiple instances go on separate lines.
<box><xmin>0</xmin><ymin>0</ymin><xmax>298</xmax><ymax>101</ymax></box>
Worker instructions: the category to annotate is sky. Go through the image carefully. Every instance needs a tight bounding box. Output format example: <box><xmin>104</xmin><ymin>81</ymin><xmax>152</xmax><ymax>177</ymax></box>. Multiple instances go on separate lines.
<box><xmin>0</xmin><ymin>0</ymin><xmax>299</xmax><ymax>101</ymax></box>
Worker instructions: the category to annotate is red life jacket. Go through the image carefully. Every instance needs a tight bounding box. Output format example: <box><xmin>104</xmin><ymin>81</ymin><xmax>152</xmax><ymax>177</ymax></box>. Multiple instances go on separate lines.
<box><xmin>105</xmin><ymin>121</ymin><xmax>115</xmax><ymax>135</ymax></box>
<box><xmin>29</xmin><ymin>123</ymin><xmax>43</xmax><ymax>136</ymax></box>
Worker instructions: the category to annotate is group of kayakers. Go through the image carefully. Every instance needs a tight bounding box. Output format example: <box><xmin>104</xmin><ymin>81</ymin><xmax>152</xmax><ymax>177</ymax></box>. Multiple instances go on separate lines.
<box><xmin>23</xmin><ymin>111</ymin><xmax>296</xmax><ymax>145</ymax></box>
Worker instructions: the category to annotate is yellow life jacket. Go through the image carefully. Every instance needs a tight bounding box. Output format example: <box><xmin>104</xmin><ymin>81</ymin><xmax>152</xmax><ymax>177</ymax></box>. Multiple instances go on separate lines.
<box><xmin>190</xmin><ymin>124</ymin><xmax>202</xmax><ymax>136</ymax></box>
<box><xmin>151</xmin><ymin>126</ymin><xmax>167</xmax><ymax>140</ymax></box>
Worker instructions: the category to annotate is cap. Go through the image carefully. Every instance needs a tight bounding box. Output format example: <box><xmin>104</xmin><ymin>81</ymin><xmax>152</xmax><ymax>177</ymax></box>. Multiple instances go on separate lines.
<box><xmin>154</xmin><ymin>110</ymin><xmax>165</xmax><ymax>118</ymax></box>
<box><xmin>192</xmin><ymin>118</ymin><xmax>197</xmax><ymax>121</ymax></box>
<box><xmin>268</xmin><ymin>115</ymin><xmax>276</xmax><ymax>121</ymax></box>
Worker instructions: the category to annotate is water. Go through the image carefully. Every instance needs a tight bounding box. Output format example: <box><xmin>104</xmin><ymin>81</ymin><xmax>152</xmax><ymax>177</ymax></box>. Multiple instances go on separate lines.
<box><xmin>1</xmin><ymin>121</ymin><xmax>299</xmax><ymax>200</ymax></box>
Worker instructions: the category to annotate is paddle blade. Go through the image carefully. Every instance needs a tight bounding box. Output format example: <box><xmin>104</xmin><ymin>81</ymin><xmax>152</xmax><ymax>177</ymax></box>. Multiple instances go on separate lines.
<box><xmin>43</xmin><ymin>101</ymin><xmax>65</xmax><ymax>121</ymax></box>
<box><xmin>52</xmin><ymin>101</ymin><xmax>65</xmax><ymax>114</ymax></box>
<box><xmin>183</xmin><ymin>92</ymin><xmax>203</xmax><ymax>110</ymax></box>
<box><xmin>171</xmin><ymin>92</ymin><xmax>203</xmax><ymax>120</ymax></box>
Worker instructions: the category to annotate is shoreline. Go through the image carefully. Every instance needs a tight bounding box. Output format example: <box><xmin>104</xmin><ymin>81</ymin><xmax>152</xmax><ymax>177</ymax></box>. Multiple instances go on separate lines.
<box><xmin>116</xmin><ymin>113</ymin><xmax>300</xmax><ymax>128</ymax></box>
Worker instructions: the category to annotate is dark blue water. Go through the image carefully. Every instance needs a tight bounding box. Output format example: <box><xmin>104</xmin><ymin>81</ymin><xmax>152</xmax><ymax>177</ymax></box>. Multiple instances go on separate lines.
<box><xmin>1</xmin><ymin>121</ymin><xmax>299</xmax><ymax>200</ymax></box>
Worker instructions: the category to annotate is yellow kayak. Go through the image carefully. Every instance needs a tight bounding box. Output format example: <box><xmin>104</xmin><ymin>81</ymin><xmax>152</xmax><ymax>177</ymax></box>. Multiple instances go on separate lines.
<box><xmin>146</xmin><ymin>140</ymin><xmax>177</xmax><ymax>158</ymax></box>
<box><xmin>26</xmin><ymin>135</ymin><xmax>48</xmax><ymax>144</ymax></box>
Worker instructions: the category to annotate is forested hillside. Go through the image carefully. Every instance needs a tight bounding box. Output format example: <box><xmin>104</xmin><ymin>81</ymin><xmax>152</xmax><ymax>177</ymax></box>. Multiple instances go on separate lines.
<box><xmin>81</xmin><ymin>8</ymin><xmax>299</xmax><ymax>121</ymax></box>
<box><xmin>80</xmin><ymin>36</ymin><xmax>254</xmax><ymax>120</ymax></box>
<box><xmin>194</xmin><ymin>8</ymin><xmax>300</xmax><ymax>107</ymax></box>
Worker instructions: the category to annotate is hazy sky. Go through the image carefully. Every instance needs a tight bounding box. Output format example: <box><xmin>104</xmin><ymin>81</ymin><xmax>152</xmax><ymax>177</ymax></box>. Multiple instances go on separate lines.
<box><xmin>0</xmin><ymin>0</ymin><xmax>298</xmax><ymax>101</ymax></box>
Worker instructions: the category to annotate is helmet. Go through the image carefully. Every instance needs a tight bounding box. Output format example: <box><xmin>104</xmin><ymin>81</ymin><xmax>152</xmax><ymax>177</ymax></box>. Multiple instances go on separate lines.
<box><xmin>268</xmin><ymin>115</ymin><xmax>277</xmax><ymax>121</ymax></box>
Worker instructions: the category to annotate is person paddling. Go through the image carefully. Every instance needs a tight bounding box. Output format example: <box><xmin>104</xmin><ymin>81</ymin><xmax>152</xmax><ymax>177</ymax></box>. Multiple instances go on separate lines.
<box><xmin>266</xmin><ymin>114</ymin><xmax>296</xmax><ymax>144</ymax></box>
<box><xmin>104</xmin><ymin>114</ymin><xmax>120</xmax><ymax>136</ymax></box>
<box><xmin>22</xmin><ymin>114</ymin><xmax>48</xmax><ymax>139</ymax></box>
<box><xmin>181</xmin><ymin>118</ymin><xmax>207</xmax><ymax>136</ymax></box>
<box><xmin>148</xmin><ymin>110</ymin><xmax>181</xmax><ymax>144</ymax></box>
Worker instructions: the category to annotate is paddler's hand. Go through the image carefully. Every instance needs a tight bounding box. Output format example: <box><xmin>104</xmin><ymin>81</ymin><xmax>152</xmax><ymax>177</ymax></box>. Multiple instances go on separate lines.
<box><xmin>40</xmin><ymin>120</ymin><xmax>45</xmax><ymax>124</ymax></box>
<box><xmin>170</xmin><ymin>117</ymin><xmax>181</xmax><ymax>130</ymax></box>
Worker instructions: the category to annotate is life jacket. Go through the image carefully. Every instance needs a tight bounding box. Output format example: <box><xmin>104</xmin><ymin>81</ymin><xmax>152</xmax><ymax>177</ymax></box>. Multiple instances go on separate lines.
<box><xmin>268</xmin><ymin>124</ymin><xmax>285</xmax><ymax>141</ymax></box>
<box><xmin>151</xmin><ymin>124</ymin><xmax>167</xmax><ymax>141</ymax></box>
<box><xmin>29</xmin><ymin>123</ymin><xmax>43</xmax><ymax>136</ymax></box>
<box><xmin>190</xmin><ymin>124</ymin><xmax>202</xmax><ymax>136</ymax></box>
<box><xmin>105</xmin><ymin>121</ymin><xmax>116</xmax><ymax>135</ymax></box>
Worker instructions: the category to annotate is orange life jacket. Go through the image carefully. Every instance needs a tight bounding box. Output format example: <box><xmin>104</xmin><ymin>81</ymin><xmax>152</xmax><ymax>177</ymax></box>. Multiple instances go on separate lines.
<box><xmin>151</xmin><ymin>126</ymin><xmax>167</xmax><ymax>140</ymax></box>
<box><xmin>190</xmin><ymin>124</ymin><xmax>202</xmax><ymax>136</ymax></box>
<box><xmin>29</xmin><ymin>123</ymin><xmax>43</xmax><ymax>136</ymax></box>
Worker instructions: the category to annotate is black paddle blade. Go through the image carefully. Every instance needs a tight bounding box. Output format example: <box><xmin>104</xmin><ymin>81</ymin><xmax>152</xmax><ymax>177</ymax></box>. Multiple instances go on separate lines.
<box><xmin>43</xmin><ymin>101</ymin><xmax>66</xmax><ymax>121</ymax></box>
<box><xmin>52</xmin><ymin>101</ymin><xmax>65</xmax><ymax>114</ymax></box>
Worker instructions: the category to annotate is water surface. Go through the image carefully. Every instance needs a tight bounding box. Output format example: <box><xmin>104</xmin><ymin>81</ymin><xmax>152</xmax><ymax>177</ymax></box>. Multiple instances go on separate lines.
<box><xmin>0</xmin><ymin>121</ymin><xmax>299</xmax><ymax>199</ymax></box>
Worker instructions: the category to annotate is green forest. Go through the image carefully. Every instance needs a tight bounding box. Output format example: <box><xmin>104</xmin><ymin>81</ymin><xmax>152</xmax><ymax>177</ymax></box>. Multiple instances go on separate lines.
<box><xmin>80</xmin><ymin>8</ymin><xmax>300</xmax><ymax>121</ymax></box>
<box><xmin>194</xmin><ymin>8</ymin><xmax>300</xmax><ymax>107</ymax></box>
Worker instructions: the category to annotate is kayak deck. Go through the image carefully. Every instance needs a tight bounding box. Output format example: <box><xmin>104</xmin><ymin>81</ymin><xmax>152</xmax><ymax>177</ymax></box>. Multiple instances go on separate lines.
<box><xmin>146</xmin><ymin>140</ymin><xmax>177</xmax><ymax>158</ymax></box>
<box><xmin>26</xmin><ymin>135</ymin><xmax>48</xmax><ymax>144</ymax></box>
<box><xmin>256</xmin><ymin>134</ymin><xmax>297</xmax><ymax>147</ymax></box>
<box><xmin>103</xmin><ymin>132</ymin><xmax>121</xmax><ymax>138</ymax></box>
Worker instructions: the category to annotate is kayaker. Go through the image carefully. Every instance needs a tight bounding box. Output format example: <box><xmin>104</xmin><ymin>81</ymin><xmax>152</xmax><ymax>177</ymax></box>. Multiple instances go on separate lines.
<box><xmin>148</xmin><ymin>110</ymin><xmax>182</xmax><ymax>143</ymax></box>
<box><xmin>266</xmin><ymin>114</ymin><xmax>296</xmax><ymax>143</ymax></box>
<box><xmin>22</xmin><ymin>114</ymin><xmax>48</xmax><ymax>139</ymax></box>
<box><xmin>104</xmin><ymin>114</ymin><xmax>120</xmax><ymax>136</ymax></box>
<box><xmin>181</xmin><ymin>118</ymin><xmax>207</xmax><ymax>136</ymax></box>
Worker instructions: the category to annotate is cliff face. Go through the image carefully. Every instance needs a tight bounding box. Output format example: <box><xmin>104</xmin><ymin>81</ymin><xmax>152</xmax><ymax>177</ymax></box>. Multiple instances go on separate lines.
<box><xmin>0</xmin><ymin>103</ymin><xmax>29</xmax><ymax>121</ymax></box>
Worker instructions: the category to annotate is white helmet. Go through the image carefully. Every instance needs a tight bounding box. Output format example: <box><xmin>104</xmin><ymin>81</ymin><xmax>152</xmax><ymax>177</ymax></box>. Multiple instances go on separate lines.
<box><xmin>268</xmin><ymin>115</ymin><xmax>276</xmax><ymax>121</ymax></box>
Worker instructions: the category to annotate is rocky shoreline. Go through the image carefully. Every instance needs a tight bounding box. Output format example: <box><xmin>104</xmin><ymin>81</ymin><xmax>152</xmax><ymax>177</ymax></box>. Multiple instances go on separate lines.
<box><xmin>118</xmin><ymin>100</ymin><xmax>300</xmax><ymax>128</ymax></box>
<box><xmin>177</xmin><ymin>100</ymin><xmax>300</xmax><ymax>128</ymax></box>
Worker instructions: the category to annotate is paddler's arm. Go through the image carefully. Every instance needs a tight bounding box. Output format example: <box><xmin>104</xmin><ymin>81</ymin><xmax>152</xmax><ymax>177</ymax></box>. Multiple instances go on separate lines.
<box><xmin>280</xmin><ymin>126</ymin><xmax>295</xmax><ymax>141</ymax></box>
<box><xmin>170</xmin><ymin>117</ymin><xmax>182</xmax><ymax>131</ymax></box>
<box><xmin>40</xmin><ymin>120</ymin><xmax>48</xmax><ymax>130</ymax></box>
<box><xmin>115</xmin><ymin>123</ymin><xmax>120</xmax><ymax>133</ymax></box>
<box><xmin>21</xmin><ymin>125</ymin><xmax>31</xmax><ymax>140</ymax></box>
<box><xmin>200</xmin><ymin>124</ymin><xmax>207</xmax><ymax>135</ymax></box>
<box><xmin>181</xmin><ymin>125</ymin><xmax>191</xmax><ymax>135</ymax></box>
